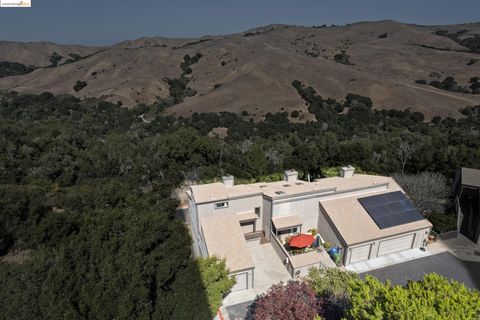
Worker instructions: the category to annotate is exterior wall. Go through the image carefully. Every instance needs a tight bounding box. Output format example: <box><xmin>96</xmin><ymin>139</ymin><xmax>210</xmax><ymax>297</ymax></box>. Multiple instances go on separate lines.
<box><xmin>187</xmin><ymin>192</ymin><xmax>207</xmax><ymax>258</ymax></box>
<box><xmin>272</xmin><ymin>197</ymin><xmax>320</xmax><ymax>235</ymax></box>
<box><xmin>293</xmin><ymin>262</ymin><xmax>324</xmax><ymax>279</ymax></box>
<box><xmin>317</xmin><ymin>204</ymin><xmax>344</xmax><ymax>248</ymax></box>
<box><xmin>262</xmin><ymin>197</ymin><xmax>273</xmax><ymax>240</ymax></box>
<box><xmin>196</xmin><ymin>194</ymin><xmax>264</xmax><ymax>230</ymax></box>
<box><xmin>343</xmin><ymin>227</ymin><xmax>430</xmax><ymax>265</ymax></box>
<box><xmin>230</xmin><ymin>268</ymin><xmax>254</xmax><ymax>291</ymax></box>
<box><xmin>270</xmin><ymin>231</ymin><xmax>293</xmax><ymax>276</ymax></box>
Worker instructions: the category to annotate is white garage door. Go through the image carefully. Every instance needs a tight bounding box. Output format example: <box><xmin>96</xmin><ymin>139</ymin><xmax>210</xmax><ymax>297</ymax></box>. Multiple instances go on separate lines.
<box><xmin>349</xmin><ymin>244</ymin><xmax>372</xmax><ymax>264</ymax></box>
<box><xmin>231</xmin><ymin>272</ymin><xmax>248</xmax><ymax>292</ymax></box>
<box><xmin>378</xmin><ymin>234</ymin><xmax>415</xmax><ymax>256</ymax></box>
<box><xmin>240</xmin><ymin>221</ymin><xmax>255</xmax><ymax>234</ymax></box>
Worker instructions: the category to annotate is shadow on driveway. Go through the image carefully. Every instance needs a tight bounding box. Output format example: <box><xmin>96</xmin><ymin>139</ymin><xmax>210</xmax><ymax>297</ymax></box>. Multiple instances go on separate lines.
<box><xmin>361</xmin><ymin>252</ymin><xmax>480</xmax><ymax>290</ymax></box>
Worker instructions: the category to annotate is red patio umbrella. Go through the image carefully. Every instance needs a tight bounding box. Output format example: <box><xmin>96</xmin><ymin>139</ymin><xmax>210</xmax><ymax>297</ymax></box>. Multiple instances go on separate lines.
<box><xmin>289</xmin><ymin>234</ymin><xmax>314</xmax><ymax>248</ymax></box>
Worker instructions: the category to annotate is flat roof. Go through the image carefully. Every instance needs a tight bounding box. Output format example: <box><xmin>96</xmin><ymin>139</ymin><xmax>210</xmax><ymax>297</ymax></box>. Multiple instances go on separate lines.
<box><xmin>236</xmin><ymin>210</ymin><xmax>257</xmax><ymax>222</ymax></box>
<box><xmin>289</xmin><ymin>250</ymin><xmax>337</xmax><ymax>269</ymax></box>
<box><xmin>201</xmin><ymin>214</ymin><xmax>254</xmax><ymax>272</ymax></box>
<box><xmin>190</xmin><ymin>174</ymin><xmax>398</xmax><ymax>204</ymax></box>
<box><xmin>272</xmin><ymin>214</ymin><xmax>302</xmax><ymax>230</ymax></box>
<box><xmin>461</xmin><ymin>167</ymin><xmax>480</xmax><ymax>188</ymax></box>
<box><xmin>320</xmin><ymin>184</ymin><xmax>432</xmax><ymax>246</ymax></box>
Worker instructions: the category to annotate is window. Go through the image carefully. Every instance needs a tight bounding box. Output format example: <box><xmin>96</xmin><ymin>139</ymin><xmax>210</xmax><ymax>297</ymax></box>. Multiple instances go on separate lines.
<box><xmin>277</xmin><ymin>227</ymin><xmax>298</xmax><ymax>236</ymax></box>
<box><xmin>214</xmin><ymin>202</ymin><xmax>228</xmax><ymax>209</ymax></box>
<box><xmin>254</xmin><ymin>207</ymin><xmax>261</xmax><ymax>218</ymax></box>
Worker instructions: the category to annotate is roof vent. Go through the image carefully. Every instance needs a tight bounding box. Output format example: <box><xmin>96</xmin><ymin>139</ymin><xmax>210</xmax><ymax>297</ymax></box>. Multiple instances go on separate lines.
<box><xmin>340</xmin><ymin>165</ymin><xmax>355</xmax><ymax>178</ymax></box>
<box><xmin>222</xmin><ymin>175</ymin><xmax>234</xmax><ymax>187</ymax></box>
<box><xmin>284</xmin><ymin>169</ymin><xmax>298</xmax><ymax>183</ymax></box>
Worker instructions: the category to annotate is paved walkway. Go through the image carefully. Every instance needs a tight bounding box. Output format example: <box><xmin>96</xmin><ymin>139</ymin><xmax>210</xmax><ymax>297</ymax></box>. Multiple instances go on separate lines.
<box><xmin>223</xmin><ymin>243</ymin><xmax>291</xmax><ymax>307</ymax></box>
<box><xmin>427</xmin><ymin>234</ymin><xmax>480</xmax><ymax>262</ymax></box>
<box><xmin>221</xmin><ymin>243</ymin><xmax>292</xmax><ymax>319</ymax></box>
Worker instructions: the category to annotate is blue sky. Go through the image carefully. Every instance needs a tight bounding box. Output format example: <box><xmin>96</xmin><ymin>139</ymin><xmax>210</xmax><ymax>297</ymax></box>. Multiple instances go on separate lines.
<box><xmin>0</xmin><ymin>0</ymin><xmax>479</xmax><ymax>45</ymax></box>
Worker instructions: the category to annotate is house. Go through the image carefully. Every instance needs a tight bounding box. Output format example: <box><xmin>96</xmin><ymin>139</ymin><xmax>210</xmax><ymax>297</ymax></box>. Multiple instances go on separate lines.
<box><xmin>454</xmin><ymin>167</ymin><xmax>480</xmax><ymax>244</ymax></box>
<box><xmin>187</xmin><ymin>167</ymin><xmax>432</xmax><ymax>292</ymax></box>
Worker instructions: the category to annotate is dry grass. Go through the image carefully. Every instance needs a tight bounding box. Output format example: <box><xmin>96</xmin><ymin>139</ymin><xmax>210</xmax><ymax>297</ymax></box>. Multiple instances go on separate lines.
<box><xmin>1</xmin><ymin>21</ymin><xmax>480</xmax><ymax>119</ymax></box>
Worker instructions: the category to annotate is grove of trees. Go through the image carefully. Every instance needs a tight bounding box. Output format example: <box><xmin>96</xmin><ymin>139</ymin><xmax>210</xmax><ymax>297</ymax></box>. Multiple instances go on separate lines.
<box><xmin>0</xmin><ymin>86</ymin><xmax>479</xmax><ymax>318</ymax></box>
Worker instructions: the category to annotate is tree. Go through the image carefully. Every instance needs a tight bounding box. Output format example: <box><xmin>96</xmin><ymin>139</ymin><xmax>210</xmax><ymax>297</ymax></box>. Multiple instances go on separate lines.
<box><xmin>347</xmin><ymin>274</ymin><xmax>480</xmax><ymax>320</ymax></box>
<box><xmin>73</xmin><ymin>80</ymin><xmax>87</xmax><ymax>92</ymax></box>
<box><xmin>245</xmin><ymin>144</ymin><xmax>268</xmax><ymax>178</ymax></box>
<box><xmin>306</xmin><ymin>268</ymin><xmax>359</xmax><ymax>320</ymax></box>
<box><xmin>392</xmin><ymin>172</ymin><xmax>450</xmax><ymax>214</ymax></box>
<box><xmin>251</xmin><ymin>281</ymin><xmax>318</xmax><ymax>320</ymax></box>
<box><xmin>49</xmin><ymin>52</ymin><xmax>63</xmax><ymax>67</ymax></box>
<box><xmin>0</xmin><ymin>208</ymin><xmax>213</xmax><ymax>320</ymax></box>
<box><xmin>397</xmin><ymin>140</ymin><xmax>415</xmax><ymax>174</ymax></box>
<box><xmin>197</xmin><ymin>257</ymin><xmax>236</xmax><ymax>317</ymax></box>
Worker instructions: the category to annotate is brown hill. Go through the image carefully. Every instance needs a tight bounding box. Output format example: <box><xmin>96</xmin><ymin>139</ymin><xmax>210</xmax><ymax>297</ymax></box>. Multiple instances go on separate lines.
<box><xmin>1</xmin><ymin>21</ymin><xmax>479</xmax><ymax>119</ymax></box>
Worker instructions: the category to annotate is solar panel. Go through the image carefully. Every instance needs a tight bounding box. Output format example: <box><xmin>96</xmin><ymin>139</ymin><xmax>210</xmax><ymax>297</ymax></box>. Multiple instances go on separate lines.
<box><xmin>358</xmin><ymin>191</ymin><xmax>425</xmax><ymax>229</ymax></box>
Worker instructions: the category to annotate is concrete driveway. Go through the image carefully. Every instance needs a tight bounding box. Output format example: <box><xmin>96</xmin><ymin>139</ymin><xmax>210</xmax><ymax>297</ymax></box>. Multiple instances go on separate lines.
<box><xmin>361</xmin><ymin>251</ymin><xmax>480</xmax><ymax>290</ymax></box>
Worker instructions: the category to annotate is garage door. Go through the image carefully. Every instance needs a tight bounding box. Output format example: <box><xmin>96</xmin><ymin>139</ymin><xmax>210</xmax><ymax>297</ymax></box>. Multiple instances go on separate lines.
<box><xmin>231</xmin><ymin>272</ymin><xmax>248</xmax><ymax>292</ymax></box>
<box><xmin>378</xmin><ymin>234</ymin><xmax>415</xmax><ymax>256</ymax></box>
<box><xmin>240</xmin><ymin>221</ymin><xmax>255</xmax><ymax>234</ymax></box>
<box><xmin>349</xmin><ymin>244</ymin><xmax>372</xmax><ymax>264</ymax></box>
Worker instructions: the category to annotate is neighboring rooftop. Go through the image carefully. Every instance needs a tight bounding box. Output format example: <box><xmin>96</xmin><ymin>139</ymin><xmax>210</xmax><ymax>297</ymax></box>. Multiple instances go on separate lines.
<box><xmin>201</xmin><ymin>214</ymin><xmax>254</xmax><ymax>272</ymax></box>
<box><xmin>320</xmin><ymin>180</ymin><xmax>432</xmax><ymax>246</ymax></box>
<box><xmin>190</xmin><ymin>173</ymin><xmax>395</xmax><ymax>204</ymax></box>
<box><xmin>461</xmin><ymin>167</ymin><xmax>480</xmax><ymax>188</ymax></box>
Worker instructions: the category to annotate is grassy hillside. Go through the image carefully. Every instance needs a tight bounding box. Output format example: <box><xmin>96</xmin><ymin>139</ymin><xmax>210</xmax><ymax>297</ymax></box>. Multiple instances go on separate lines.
<box><xmin>1</xmin><ymin>21</ymin><xmax>480</xmax><ymax>119</ymax></box>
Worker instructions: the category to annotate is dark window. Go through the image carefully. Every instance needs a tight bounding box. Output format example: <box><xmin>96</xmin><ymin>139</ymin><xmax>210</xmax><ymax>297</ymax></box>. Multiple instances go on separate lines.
<box><xmin>214</xmin><ymin>202</ymin><xmax>229</xmax><ymax>209</ymax></box>
<box><xmin>277</xmin><ymin>227</ymin><xmax>298</xmax><ymax>236</ymax></box>
<box><xmin>255</xmin><ymin>207</ymin><xmax>261</xmax><ymax>218</ymax></box>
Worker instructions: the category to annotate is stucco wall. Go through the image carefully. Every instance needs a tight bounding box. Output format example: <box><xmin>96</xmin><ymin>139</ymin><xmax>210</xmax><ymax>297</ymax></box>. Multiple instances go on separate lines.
<box><xmin>230</xmin><ymin>268</ymin><xmax>254</xmax><ymax>291</ymax></box>
<box><xmin>272</xmin><ymin>197</ymin><xmax>320</xmax><ymax>234</ymax></box>
<box><xmin>317</xmin><ymin>204</ymin><xmax>344</xmax><ymax>248</ymax></box>
<box><xmin>197</xmin><ymin>194</ymin><xmax>264</xmax><ymax>229</ymax></box>
<box><xmin>262</xmin><ymin>198</ymin><xmax>273</xmax><ymax>240</ymax></box>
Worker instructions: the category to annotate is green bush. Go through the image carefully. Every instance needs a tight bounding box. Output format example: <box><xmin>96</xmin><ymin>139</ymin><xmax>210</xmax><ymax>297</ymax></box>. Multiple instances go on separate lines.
<box><xmin>347</xmin><ymin>273</ymin><xmax>480</xmax><ymax>319</ymax></box>
<box><xmin>290</xmin><ymin>110</ymin><xmax>300</xmax><ymax>118</ymax></box>
<box><xmin>73</xmin><ymin>80</ymin><xmax>87</xmax><ymax>92</ymax></box>
<box><xmin>306</xmin><ymin>268</ymin><xmax>359</xmax><ymax>297</ymax></box>
<box><xmin>197</xmin><ymin>257</ymin><xmax>236</xmax><ymax>317</ymax></box>
<box><xmin>0</xmin><ymin>61</ymin><xmax>36</xmax><ymax>78</ymax></box>
<box><xmin>334</xmin><ymin>50</ymin><xmax>354</xmax><ymax>65</ymax></box>
<box><xmin>426</xmin><ymin>212</ymin><xmax>457</xmax><ymax>233</ymax></box>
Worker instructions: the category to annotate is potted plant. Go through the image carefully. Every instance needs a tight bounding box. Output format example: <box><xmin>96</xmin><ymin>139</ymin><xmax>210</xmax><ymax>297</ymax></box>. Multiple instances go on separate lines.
<box><xmin>323</xmin><ymin>241</ymin><xmax>331</xmax><ymax>250</ymax></box>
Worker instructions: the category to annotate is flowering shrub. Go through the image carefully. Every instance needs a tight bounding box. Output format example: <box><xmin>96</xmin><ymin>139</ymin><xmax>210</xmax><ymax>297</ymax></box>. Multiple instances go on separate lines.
<box><xmin>251</xmin><ymin>281</ymin><xmax>318</xmax><ymax>320</ymax></box>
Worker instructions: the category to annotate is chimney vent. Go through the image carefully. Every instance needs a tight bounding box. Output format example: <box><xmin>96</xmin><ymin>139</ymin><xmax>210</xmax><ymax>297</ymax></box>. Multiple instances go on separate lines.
<box><xmin>340</xmin><ymin>165</ymin><xmax>355</xmax><ymax>178</ymax></box>
<box><xmin>222</xmin><ymin>175</ymin><xmax>234</xmax><ymax>187</ymax></box>
<box><xmin>284</xmin><ymin>169</ymin><xmax>298</xmax><ymax>183</ymax></box>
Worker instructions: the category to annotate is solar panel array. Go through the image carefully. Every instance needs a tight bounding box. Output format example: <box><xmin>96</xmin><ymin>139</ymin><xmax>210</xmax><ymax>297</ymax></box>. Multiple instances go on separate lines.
<box><xmin>358</xmin><ymin>191</ymin><xmax>424</xmax><ymax>229</ymax></box>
